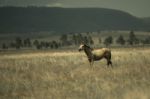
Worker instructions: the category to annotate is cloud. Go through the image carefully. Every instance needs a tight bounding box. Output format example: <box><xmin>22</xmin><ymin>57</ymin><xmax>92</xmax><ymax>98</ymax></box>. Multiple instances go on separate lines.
<box><xmin>46</xmin><ymin>3</ymin><xmax>63</xmax><ymax>7</ymax></box>
<box><xmin>0</xmin><ymin>0</ymin><xmax>59</xmax><ymax>6</ymax></box>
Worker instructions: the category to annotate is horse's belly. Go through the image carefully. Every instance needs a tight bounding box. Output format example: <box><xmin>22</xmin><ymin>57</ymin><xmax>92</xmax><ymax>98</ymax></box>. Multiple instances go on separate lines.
<box><xmin>93</xmin><ymin>55</ymin><xmax>103</xmax><ymax>61</ymax></box>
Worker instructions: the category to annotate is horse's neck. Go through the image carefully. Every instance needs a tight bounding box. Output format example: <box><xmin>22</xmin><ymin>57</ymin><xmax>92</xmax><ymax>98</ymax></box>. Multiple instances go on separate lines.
<box><xmin>84</xmin><ymin>47</ymin><xmax>93</xmax><ymax>59</ymax></box>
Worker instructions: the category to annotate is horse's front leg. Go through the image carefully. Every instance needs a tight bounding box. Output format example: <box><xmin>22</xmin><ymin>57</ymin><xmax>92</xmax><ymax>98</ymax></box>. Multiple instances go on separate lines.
<box><xmin>89</xmin><ymin>59</ymin><xmax>94</xmax><ymax>68</ymax></box>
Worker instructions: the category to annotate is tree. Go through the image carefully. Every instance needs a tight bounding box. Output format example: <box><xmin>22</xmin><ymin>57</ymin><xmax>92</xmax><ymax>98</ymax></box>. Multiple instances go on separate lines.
<box><xmin>49</xmin><ymin>41</ymin><xmax>58</xmax><ymax>49</ymax></box>
<box><xmin>45</xmin><ymin>42</ymin><xmax>50</xmax><ymax>48</ymax></box>
<box><xmin>77</xmin><ymin>33</ymin><xmax>84</xmax><ymax>44</ymax></box>
<box><xmin>60</xmin><ymin>34</ymin><xmax>68</xmax><ymax>46</ymax></box>
<box><xmin>104</xmin><ymin>36</ymin><xmax>113</xmax><ymax>46</ymax></box>
<box><xmin>88</xmin><ymin>35</ymin><xmax>94</xmax><ymax>45</ymax></box>
<box><xmin>99</xmin><ymin>37</ymin><xmax>102</xmax><ymax>44</ymax></box>
<box><xmin>50</xmin><ymin>42</ymin><xmax>54</xmax><ymax>49</ymax></box>
<box><xmin>15</xmin><ymin>37</ymin><xmax>23</xmax><ymax>49</ymax></box>
<box><xmin>142</xmin><ymin>36</ymin><xmax>150</xmax><ymax>44</ymax></box>
<box><xmin>2</xmin><ymin>43</ymin><xmax>8</xmax><ymax>49</ymax></box>
<box><xmin>33</xmin><ymin>40</ymin><xmax>41</xmax><ymax>49</ymax></box>
<box><xmin>52</xmin><ymin>41</ymin><xmax>59</xmax><ymax>49</ymax></box>
<box><xmin>116</xmin><ymin>35</ymin><xmax>125</xmax><ymax>45</ymax></box>
<box><xmin>128</xmin><ymin>31</ymin><xmax>139</xmax><ymax>45</ymax></box>
<box><xmin>24</xmin><ymin>38</ymin><xmax>31</xmax><ymax>47</ymax></box>
<box><xmin>41</xmin><ymin>41</ymin><xmax>48</xmax><ymax>49</ymax></box>
<box><xmin>33</xmin><ymin>40</ymin><xmax>39</xmax><ymax>46</ymax></box>
<box><xmin>10</xmin><ymin>42</ymin><xmax>16</xmax><ymax>48</ymax></box>
<box><xmin>72</xmin><ymin>34</ymin><xmax>78</xmax><ymax>45</ymax></box>
<box><xmin>83</xmin><ymin>36</ymin><xmax>89</xmax><ymax>45</ymax></box>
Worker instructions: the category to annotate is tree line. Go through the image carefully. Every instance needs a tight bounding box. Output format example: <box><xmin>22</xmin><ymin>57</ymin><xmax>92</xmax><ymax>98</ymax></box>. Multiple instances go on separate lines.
<box><xmin>59</xmin><ymin>31</ymin><xmax>150</xmax><ymax>47</ymax></box>
<box><xmin>59</xmin><ymin>33</ymin><xmax>94</xmax><ymax>46</ymax></box>
<box><xmin>1</xmin><ymin>38</ymin><xmax>61</xmax><ymax>50</ymax></box>
<box><xmin>108</xmin><ymin>31</ymin><xmax>150</xmax><ymax>46</ymax></box>
<box><xmin>1</xmin><ymin>31</ymin><xmax>150</xmax><ymax>50</ymax></box>
<box><xmin>1</xmin><ymin>33</ymin><xmax>95</xmax><ymax>50</ymax></box>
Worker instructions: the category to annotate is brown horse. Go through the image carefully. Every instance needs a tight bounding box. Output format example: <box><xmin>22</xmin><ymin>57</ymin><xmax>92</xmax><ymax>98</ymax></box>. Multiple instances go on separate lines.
<box><xmin>78</xmin><ymin>44</ymin><xmax>112</xmax><ymax>67</ymax></box>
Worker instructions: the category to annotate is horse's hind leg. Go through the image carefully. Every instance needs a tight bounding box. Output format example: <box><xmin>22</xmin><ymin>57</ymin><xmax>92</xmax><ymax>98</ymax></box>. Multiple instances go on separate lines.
<box><xmin>105</xmin><ymin>57</ymin><xmax>112</xmax><ymax>67</ymax></box>
<box><xmin>107</xmin><ymin>59</ymin><xmax>110</xmax><ymax>67</ymax></box>
<box><xmin>107</xmin><ymin>52</ymin><xmax>113</xmax><ymax>67</ymax></box>
<box><xmin>109</xmin><ymin>60</ymin><xmax>113</xmax><ymax>67</ymax></box>
<box><xmin>106</xmin><ymin>59</ymin><xmax>112</xmax><ymax>67</ymax></box>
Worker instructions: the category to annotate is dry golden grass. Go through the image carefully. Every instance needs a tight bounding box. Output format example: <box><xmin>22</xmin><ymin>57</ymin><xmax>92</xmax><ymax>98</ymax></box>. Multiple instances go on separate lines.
<box><xmin>0</xmin><ymin>48</ymin><xmax>150</xmax><ymax>99</ymax></box>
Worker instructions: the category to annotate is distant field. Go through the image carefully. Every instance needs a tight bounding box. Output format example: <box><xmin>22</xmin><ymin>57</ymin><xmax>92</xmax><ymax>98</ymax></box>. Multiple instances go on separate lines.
<box><xmin>0</xmin><ymin>48</ymin><xmax>150</xmax><ymax>99</ymax></box>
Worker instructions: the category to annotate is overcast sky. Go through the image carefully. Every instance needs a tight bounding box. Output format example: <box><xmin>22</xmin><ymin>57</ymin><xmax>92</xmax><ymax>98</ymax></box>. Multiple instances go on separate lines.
<box><xmin>0</xmin><ymin>0</ymin><xmax>150</xmax><ymax>17</ymax></box>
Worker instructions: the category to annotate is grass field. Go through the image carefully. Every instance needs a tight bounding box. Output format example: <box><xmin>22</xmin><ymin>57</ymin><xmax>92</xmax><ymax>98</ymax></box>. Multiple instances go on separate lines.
<box><xmin>0</xmin><ymin>48</ymin><xmax>150</xmax><ymax>99</ymax></box>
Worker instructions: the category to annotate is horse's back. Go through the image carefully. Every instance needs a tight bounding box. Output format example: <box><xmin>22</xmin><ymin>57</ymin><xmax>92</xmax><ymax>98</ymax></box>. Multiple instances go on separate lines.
<box><xmin>92</xmin><ymin>48</ymin><xmax>111</xmax><ymax>57</ymax></box>
<box><xmin>93</xmin><ymin>48</ymin><xmax>110</xmax><ymax>53</ymax></box>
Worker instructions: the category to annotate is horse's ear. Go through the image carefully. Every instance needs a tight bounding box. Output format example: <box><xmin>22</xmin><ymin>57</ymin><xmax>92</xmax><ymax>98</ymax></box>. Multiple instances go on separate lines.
<box><xmin>81</xmin><ymin>41</ymin><xmax>85</xmax><ymax>45</ymax></box>
<box><xmin>84</xmin><ymin>44</ymin><xmax>90</xmax><ymax>47</ymax></box>
<box><xmin>81</xmin><ymin>42</ymin><xmax>83</xmax><ymax>44</ymax></box>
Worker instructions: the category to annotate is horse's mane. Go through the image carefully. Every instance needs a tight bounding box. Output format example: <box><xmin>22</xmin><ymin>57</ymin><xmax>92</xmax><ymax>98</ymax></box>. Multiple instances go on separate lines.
<box><xmin>84</xmin><ymin>44</ymin><xmax>94</xmax><ymax>51</ymax></box>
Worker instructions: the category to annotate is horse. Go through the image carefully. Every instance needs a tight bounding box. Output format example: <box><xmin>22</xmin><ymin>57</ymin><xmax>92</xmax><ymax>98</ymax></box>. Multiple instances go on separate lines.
<box><xmin>78</xmin><ymin>44</ymin><xmax>112</xmax><ymax>67</ymax></box>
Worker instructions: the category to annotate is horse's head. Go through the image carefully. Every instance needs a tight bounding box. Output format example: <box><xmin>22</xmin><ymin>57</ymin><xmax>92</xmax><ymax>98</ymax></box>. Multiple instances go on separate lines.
<box><xmin>78</xmin><ymin>44</ymin><xmax>85</xmax><ymax>51</ymax></box>
<box><xmin>78</xmin><ymin>43</ymin><xmax>93</xmax><ymax>52</ymax></box>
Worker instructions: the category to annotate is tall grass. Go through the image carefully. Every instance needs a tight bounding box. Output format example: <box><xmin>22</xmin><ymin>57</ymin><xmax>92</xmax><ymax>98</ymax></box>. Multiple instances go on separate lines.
<box><xmin>0</xmin><ymin>48</ymin><xmax>150</xmax><ymax>99</ymax></box>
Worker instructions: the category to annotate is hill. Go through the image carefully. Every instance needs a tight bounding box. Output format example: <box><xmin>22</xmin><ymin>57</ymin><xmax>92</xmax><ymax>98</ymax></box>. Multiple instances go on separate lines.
<box><xmin>142</xmin><ymin>17</ymin><xmax>150</xmax><ymax>24</ymax></box>
<box><xmin>0</xmin><ymin>7</ymin><xmax>150</xmax><ymax>33</ymax></box>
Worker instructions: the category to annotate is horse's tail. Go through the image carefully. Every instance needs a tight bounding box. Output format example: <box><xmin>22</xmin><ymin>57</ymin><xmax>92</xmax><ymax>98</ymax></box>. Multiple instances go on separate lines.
<box><xmin>109</xmin><ymin>51</ymin><xmax>111</xmax><ymax>60</ymax></box>
<box><xmin>109</xmin><ymin>50</ymin><xmax>112</xmax><ymax>66</ymax></box>
<box><xmin>106</xmin><ymin>49</ymin><xmax>111</xmax><ymax>60</ymax></box>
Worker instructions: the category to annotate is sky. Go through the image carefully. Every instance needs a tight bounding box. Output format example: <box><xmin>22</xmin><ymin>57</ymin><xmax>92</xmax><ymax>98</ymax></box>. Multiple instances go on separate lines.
<box><xmin>0</xmin><ymin>0</ymin><xmax>150</xmax><ymax>17</ymax></box>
